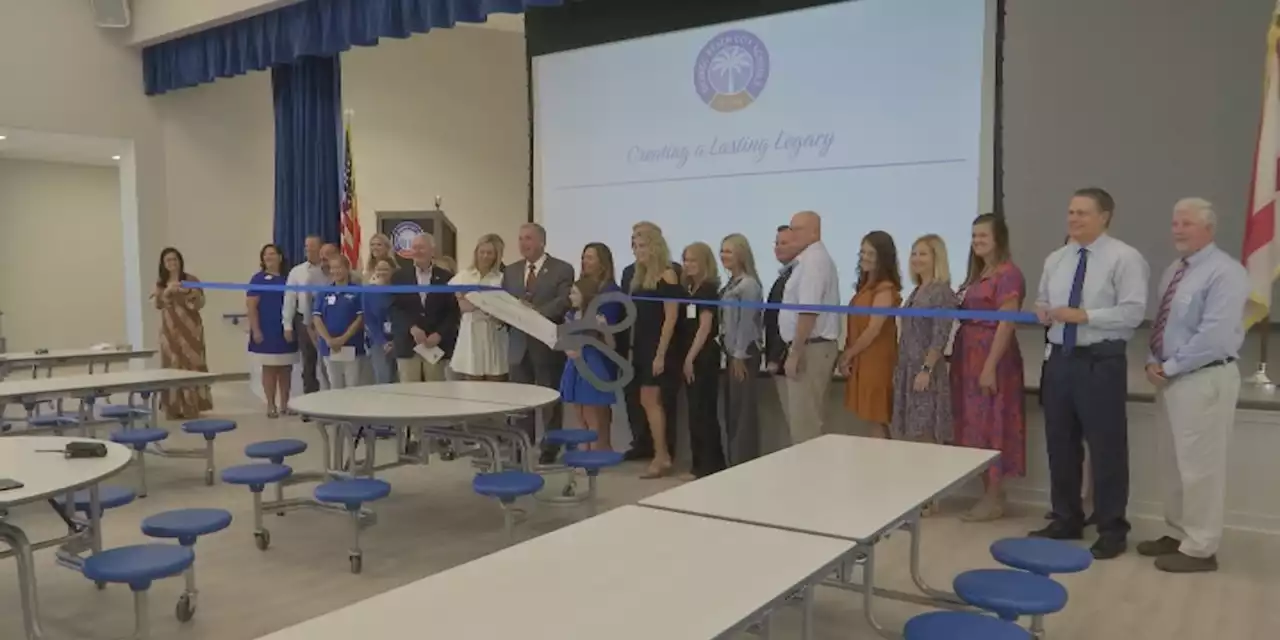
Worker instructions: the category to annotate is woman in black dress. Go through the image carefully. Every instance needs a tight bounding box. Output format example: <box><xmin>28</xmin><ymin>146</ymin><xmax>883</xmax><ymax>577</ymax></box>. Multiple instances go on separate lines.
<box><xmin>630</xmin><ymin>225</ymin><xmax>683</xmax><ymax>479</ymax></box>
<box><xmin>679</xmin><ymin>241</ymin><xmax>725</xmax><ymax>480</ymax></box>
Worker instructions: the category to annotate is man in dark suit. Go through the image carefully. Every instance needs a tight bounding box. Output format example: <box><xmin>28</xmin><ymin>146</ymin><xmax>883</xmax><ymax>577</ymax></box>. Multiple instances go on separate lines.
<box><xmin>619</xmin><ymin>222</ymin><xmax>683</xmax><ymax>461</ymax></box>
<box><xmin>390</xmin><ymin>233</ymin><xmax>459</xmax><ymax>382</ymax></box>
<box><xmin>764</xmin><ymin>225</ymin><xmax>798</xmax><ymax>372</ymax></box>
<box><xmin>503</xmin><ymin>223</ymin><xmax>574</xmax><ymax>458</ymax></box>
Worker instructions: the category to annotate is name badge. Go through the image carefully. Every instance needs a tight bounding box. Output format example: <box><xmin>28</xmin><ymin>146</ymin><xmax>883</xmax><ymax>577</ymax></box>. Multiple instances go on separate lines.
<box><xmin>383</xmin><ymin>321</ymin><xmax>392</xmax><ymax>335</ymax></box>
<box><xmin>686</xmin><ymin>304</ymin><xmax>697</xmax><ymax>320</ymax></box>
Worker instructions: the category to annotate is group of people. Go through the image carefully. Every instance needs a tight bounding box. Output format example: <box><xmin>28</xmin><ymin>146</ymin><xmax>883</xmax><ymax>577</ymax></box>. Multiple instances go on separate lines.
<box><xmin>152</xmin><ymin>186</ymin><xmax>1245</xmax><ymax>575</ymax></box>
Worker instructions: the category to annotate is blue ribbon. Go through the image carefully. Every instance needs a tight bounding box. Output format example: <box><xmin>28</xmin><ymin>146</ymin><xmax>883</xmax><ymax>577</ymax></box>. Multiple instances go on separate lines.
<box><xmin>188</xmin><ymin>280</ymin><xmax>1036</xmax><ymax>393</ymax></box>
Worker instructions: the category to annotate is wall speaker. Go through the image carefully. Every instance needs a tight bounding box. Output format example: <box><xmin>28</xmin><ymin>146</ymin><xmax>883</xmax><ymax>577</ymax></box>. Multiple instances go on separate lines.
<box><xmin>91</xmin><ymin>0</ymin><xmax>131</xmax><ymax>28</ymax></box>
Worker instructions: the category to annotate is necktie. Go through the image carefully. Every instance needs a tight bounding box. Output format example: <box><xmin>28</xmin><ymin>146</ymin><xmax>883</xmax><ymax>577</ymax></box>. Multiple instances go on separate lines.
<box><xmin>1062</xmin><ymin>247</ymin><xmax>1088</xmax><ymax>350</ymax></box>
<box><xmin>1150</xmin><ymin>258</ymin><xmax>1189</xmax><ymax>359</ymax></box>
<box><xmin>525</xmin><ymin>263</ymin><xmax>537</xmax><ymax>293</ymax></box>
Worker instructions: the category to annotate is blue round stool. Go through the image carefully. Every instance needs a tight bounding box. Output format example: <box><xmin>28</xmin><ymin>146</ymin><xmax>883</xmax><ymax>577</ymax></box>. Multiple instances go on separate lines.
<box><xmin>563</xmin><ymin>450</ymin><xmax>624</xmax><ymax>515</ymax></box>
<box><xmin>100</xmin><ymin>404</ymin><xmax>152</xmax><ymax>420</ymax></box>
<box><xmin>140</xmin><ymin>508</ymin><xmax>232</xmax><ymax>622</ymax></box>
<box><xmin>954</xmin><ymin>569</ymin><xmax>1067</xmax><ymax>639</ymax></box>
<box><xmin>244</xmin><ymin>438</ymin><xmax>308</xmax><ymax>464</ymax></box>
<box><xmin>904</xmin><ymin>611</ymin><xmax>1032</xmax><ymax>640</ymax></box>
<box><xmin>82</xmin><ymin>544</ymin><xmax>195</xmax><ymax>640</ymax></box>
<box><xmin>473</xmin><ymin>471</ymin><xmax>545</xmax><ymax>542</ymax></box>
<box><xmin>27</xmin><ymin>413</ymin><xmax>81</xmax><ymax>431</ymax></box>
<box><xmin>543</xmin><ymin>429</ymin><xmax>598</xmax><ymax>452</ymax></box>
<box><xmin>181</xmin><ymin>420</ymin><xmax>237</xmax><ymax>486</ymax></box>
<box><xmin>110</xmin><ymin>427</ymin><xmax>170</xmax><ymax>498</ymax></box>
<box><xmin>52</xmin><ymin>485</ymin><xmax>137</xmax><ymax>516</ymax></box>
<box><xmin>990</xmin><ymin>538</ymin><xmax>1093</xmax><ymax>576</ymax></box>
<box><xmin>221</xmin><ymin>464</ymin><xmax>293</xmax><ymax>551</ymax></box>
<box><xmin>314</xmin><ymin>479</ymin><xmax>392</xmax><ymax>574</ymax></box>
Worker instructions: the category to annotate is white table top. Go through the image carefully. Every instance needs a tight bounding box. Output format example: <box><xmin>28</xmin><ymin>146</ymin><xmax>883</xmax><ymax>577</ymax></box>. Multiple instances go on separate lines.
<box><xmin>0</xmin><ymin>437</ymin><xmax>133</xmax><ymax>508</ymax></box>
<box><xmin>0</xmin><ymin>348</ymin><xmax>155</xmax><ymax>365</ymax></box>
<box><xmin>640</xmin><ymin>435</ymin><xmax>999</xmax><ymax>542</ymax></box>
<box><xmin>288</xmin><ymin>382</ymin><xmax>561</xmax><ymax>423</ymax></box>
<box><xmin>254</xmin><ymin>506</ymin><xmax>854</xmax><ymax>640</ymax></box>
<box><xmin>0</xmin><ymin>369</ymin><xmax>233</xmax><ymax>404</ymax></box>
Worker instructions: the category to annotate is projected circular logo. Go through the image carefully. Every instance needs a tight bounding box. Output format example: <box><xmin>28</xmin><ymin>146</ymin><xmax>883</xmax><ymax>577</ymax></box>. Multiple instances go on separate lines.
<box><xmin>694</xmin><ymin>30</ymin><xmax>770</xmax><ymax>113</ymax></box>
<box><xmin>391</xmin><ymin>221</ymin><xmax>424</xmax><ymax>259</ymax></box>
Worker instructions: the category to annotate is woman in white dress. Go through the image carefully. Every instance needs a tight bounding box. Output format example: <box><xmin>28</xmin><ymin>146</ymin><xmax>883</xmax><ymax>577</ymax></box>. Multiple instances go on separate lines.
<box><xmin>449</xmin><ymin>234</ymin><xmax>509</xmax><ymax>380</ymax></box>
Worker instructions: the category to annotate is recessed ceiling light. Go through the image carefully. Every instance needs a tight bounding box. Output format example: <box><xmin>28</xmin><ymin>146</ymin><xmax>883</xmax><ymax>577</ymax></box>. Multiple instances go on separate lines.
<box><xmin>0</xmin><ymin>135</ymin><xmax>7</xmax><ymax>141</ymax></box>
<box><xmin>111</xmin><ymin>155</ymin><xmax>120</xmax><ymax>160</ymax></box>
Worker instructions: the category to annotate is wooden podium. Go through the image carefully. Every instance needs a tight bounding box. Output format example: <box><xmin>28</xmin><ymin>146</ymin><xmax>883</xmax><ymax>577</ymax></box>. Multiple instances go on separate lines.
<box><xmin>377</xmin><ymin>210</ymin><xmax>457</xmax><ymax>260</ymax></box>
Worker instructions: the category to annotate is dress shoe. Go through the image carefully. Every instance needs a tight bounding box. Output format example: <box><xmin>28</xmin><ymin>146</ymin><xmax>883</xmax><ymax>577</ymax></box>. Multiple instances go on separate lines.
<box><xmin>1136</xmin><ymin>536</ymin><xmax>1182</xmax><ymax>557</ymax></box>
<box><xmin>1155</xmin><ymin>552</ymin><xmax>1217</xmax><ymax>573</ymax></box>
<box><xmin>623</xmin><ymin>448</ymin><xmax>654</xmax><ymax>461</ymax></box>
<box><xmin>1028</xmin><ymin>521</ymin><xmax>1083</xmax><ymax>540</ymax></box>
<box><xmin>1090</xmin><ymin>535</ymin><xmax>1127</xmax><ymax>560</ymax></box>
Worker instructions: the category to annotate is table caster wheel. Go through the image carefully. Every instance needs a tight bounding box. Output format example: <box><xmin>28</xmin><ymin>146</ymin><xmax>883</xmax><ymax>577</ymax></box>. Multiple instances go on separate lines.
<box><xmin>175</xmin><ymin>594</ymin><xmax>196</xmax><ymax>622</ymax></box>
<box><xmin>254</xmin><ymin>529</ymin><xmax>271</xmax><ymax>551</ymax></box>
<box><xmin>95</xmin><ymin>581</ymin><xmax>107</xmax><ymax>590</ymax></box>
<box><xmin>561</xmin><ymin>483</ymin><xmax>576</xmax><ymax>498</ymax></box>
<box><xmin>204</xmin><ymin>470</ymin><xmax>214</xmax><ymax>486</ymax></box>
<box><xmin>349</xmin><ymin>554</ymin><xmax>363</xmax><ymax>574</ymax></box>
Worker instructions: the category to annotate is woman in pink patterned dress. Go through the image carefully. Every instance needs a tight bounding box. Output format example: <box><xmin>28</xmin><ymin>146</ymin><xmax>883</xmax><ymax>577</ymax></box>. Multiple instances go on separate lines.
<box><xmin>154</xmin><ymin>247</ymin><xmax>213</xmax><ymax>420</ymax></box>
<box><xmin>951</xmin><ymin>213</ymin><xmax>1025</xmax><ymax>522</ymax></box>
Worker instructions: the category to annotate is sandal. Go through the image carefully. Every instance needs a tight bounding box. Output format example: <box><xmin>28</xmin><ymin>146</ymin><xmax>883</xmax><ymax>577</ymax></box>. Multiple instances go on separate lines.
<box><xmin>267</xmin><ymin>408</ymin><xmax>279</xmax><ymax>419</ymax></box>
<box><xmin>640</xmin><ymin>460</ymin><xmax>673</xmax><ymax>480</ymax></box>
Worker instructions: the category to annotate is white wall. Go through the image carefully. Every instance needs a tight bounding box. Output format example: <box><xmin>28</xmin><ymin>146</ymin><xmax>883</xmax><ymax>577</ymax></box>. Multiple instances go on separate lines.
<box><xmin>342</xmin><ymin>27</ymin><xmax>531</xmax><ymax>266</ymax></box>
<box><xmin>128</xmin><ymin>0</ymin><xmax>300</xmax><ymax>46</ymax></box>
<box><xmin>0</xmin><ymin>159</ymin><xmax>125</xmax><ymax>351</ymax></box>
<box><xmin>0</xmin><ymin>0</ymin><xmax>168</xmax><ymax>355</ymax></box>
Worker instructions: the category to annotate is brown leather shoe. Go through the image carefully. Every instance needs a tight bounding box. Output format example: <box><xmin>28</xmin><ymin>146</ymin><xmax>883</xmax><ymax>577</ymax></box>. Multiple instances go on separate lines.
<box><xmin>1155</xmin><ymin>552</ymin><xmax>1218</xmax><ymax>573</ymax></box>
<box><xmin>1136</xmin><ymin>536</ymin><xmax>1182</xmax><ymax>557</ymax></box>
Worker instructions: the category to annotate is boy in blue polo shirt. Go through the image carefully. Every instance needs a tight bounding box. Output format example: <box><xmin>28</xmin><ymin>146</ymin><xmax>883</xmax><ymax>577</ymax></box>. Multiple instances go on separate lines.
<box><xmin>312</xmin><ymin>255</ymin><xmax>366</xmax><ymax>389</ymax></box>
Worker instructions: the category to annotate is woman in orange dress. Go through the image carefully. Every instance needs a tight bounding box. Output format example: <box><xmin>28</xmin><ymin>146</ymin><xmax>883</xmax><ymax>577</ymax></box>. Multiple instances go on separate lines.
<box><xmin>154</xmin><ymin>247</ymin><xmax>213</xmax><ymax>420</ymax></box>
<box><xmin>839</xmin><ymin>231</ymin><xmax>902</xmax><ymax>438</ymax></box>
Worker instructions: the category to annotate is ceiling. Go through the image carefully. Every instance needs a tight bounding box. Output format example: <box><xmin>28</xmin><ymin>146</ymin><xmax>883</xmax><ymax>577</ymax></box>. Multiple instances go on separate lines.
<box><xmin>0</xmin><ymin>128</ymin><xmax>129</xmax><ymax>168</ymax></box>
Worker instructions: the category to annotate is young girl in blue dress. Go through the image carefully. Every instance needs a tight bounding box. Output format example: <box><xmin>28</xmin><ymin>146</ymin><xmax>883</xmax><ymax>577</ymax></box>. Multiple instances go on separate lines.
<box><xmin>559</xmin><ymin>276</ymin><xmax>618</xmax><ymax>450</ymax></box>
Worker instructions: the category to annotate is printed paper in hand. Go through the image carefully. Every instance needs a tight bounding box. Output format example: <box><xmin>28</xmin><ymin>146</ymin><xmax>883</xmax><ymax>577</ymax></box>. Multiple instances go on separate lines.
<box><xmin>414</xmin><ymin>344</ymin><xmax>445</xmax><ymax>364</ymax></box>
<box><xmin>465</xmin><ymin>290</ymin><xmax>558</xmax><ymax>349</ymax></box>
<box><xmin>330</xmin><ymin>346</ymin><xmax>356</xmax><ymax>362</ymax></box>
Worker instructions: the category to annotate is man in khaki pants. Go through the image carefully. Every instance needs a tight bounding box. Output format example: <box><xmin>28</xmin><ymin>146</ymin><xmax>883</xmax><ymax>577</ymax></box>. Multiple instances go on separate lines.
<box><xmin>778</xmin><ymin>211</ymin><xmax>840</xmax><ymax>445</ymax></box>
<box><xmin>1141</xmin><ymin>198</ymin><xmax>1247</xmax><ymax>573</ymax></box>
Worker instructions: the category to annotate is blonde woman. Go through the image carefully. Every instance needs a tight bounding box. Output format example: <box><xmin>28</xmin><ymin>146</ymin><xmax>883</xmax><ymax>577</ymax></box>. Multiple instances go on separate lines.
<box><xmin>679</xmin><ymin>241</ymin><xmax>724</xmax><ymax>480</ymax></box>
<box><xmin>719</xmin><ymin>233</ymin><xmax>764</xmax><ymax>465</ymax></box>
<box><xmin>450</xmin><ymin>234</ymin><xmax>508</xmax><ymax>380</ymax></box>
<box><xmin>629</xmin><ymin>225</ymin><xmax>683</xmax><ymax>478</ymax></box>
<box><xmin>891</xmin><ymin>236</ymin><xmax>958</xmax><ymax>516</ymax></box>
<box><xmin>364</xmin><ymin>233</ymin><xmax>401</xmax><ymax>282</ymax></box>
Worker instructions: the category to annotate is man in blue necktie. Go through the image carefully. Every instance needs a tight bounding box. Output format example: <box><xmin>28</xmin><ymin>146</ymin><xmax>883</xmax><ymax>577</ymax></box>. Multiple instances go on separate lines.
<box><xmin>1032</xmin><ymin>187</ymin><xmax>1150</xmax><ymax>559</ymax></box>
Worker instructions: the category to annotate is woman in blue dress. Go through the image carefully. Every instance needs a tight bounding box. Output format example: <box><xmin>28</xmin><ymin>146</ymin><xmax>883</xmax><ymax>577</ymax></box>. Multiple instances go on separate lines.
<box><xmin>363</xmin><ymin>256</ymin><xmax>398</xmax><ymax>384</ymax></box>
<box><xmin>246</xmin><ymin>244</ymin><xmax>298</xmax><ymax>418</ymax></box>
<box><xmin>559</xmin><ymin>275</ymin><xmax>618</xmax><ymax>451</ymax></box>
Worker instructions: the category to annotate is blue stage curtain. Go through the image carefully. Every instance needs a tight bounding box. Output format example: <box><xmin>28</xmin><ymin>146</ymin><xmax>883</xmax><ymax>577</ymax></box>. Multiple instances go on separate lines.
<box><xmin>272</xmin><ymin>55</ymin><xmax>343</xmax><ymax>266</ymax></box>
<box><xmin>142</xmin><ymin>0</ymin><xmax>564</xmax><ymax>95</ymax></box>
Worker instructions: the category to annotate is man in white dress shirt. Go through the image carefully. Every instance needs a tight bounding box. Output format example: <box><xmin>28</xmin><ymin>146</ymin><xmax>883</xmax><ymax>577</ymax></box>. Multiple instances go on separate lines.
<box><xmin>1032</xmin><ymin>187</ymin><xmax>1149</xmax><ymax>559</ymax></box>
<box><xmin>1140</xmin><ymin>198</ymin><xmax>1248</xmax><ymax>573</ymax></box>
<box><xmin>282</xmin><ymin>235</ymin><xmax>327</xmax><ymax>393</ymax></box>
<box><xmin>778</xmin><ymin>211</ymin><xmax>840</xmax><ymax>445</ymax></box>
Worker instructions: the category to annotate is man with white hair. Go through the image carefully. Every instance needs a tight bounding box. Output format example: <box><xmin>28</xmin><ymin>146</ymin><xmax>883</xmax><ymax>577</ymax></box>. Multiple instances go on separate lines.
<box><xmin>390</xmin><ymin>233</ymin><xmax>459</xmax><ymax>382</ymax></box>
<box><xmin>1139</xmin><ymin>197</ymin><xmax>1248</xmax><ymax>573</ymax></box>
<box><xmin>778</xmin><ymin>211</ymin><xmax>840</xmax><ymax>445</ymax></box>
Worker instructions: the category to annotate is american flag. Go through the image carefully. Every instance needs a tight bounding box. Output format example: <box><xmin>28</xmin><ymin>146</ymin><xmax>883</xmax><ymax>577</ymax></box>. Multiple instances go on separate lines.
<box><xmin>1244</xmin><ymin>2</ymin><xmax>1280</xmax><ymax>328</ymax></box>
<box><xmin>340</xmin><ymin>121</ymin><xmax>362</xmax><ymax>268</ymax></box>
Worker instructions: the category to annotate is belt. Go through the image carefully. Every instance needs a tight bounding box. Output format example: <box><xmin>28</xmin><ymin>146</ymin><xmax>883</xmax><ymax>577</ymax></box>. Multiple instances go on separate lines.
<box><xmin>1049</xmin><ymin>340</ymin><xmax>1126</xmax><ymax>358</ymax></box>
<box><xmin>789</xmin><ymin>337</ymin><xmax>833</xmax><ymax>346</ymax></box>
<box><xmin>1189</xmin><ymin>358</ymin><xmax>1235</xmax><ymax>374</ymax></box>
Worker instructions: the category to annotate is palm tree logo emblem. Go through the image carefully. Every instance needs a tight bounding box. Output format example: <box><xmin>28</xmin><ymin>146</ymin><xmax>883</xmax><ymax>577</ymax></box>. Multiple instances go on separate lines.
<box><xmin>694</xmin><ymin>30</ymin><xmax>770</xmax><ymax>113</ymax></box>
